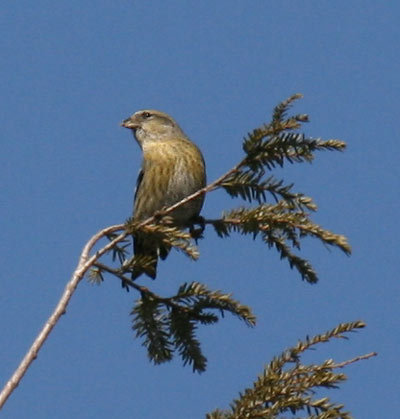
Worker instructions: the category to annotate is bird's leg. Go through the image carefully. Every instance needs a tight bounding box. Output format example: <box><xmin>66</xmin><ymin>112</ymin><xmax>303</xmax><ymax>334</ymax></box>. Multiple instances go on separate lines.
<box><xmin>189</xmin><ymin>215</ymin><xmax>205</xmax><ymax>243</ymax></box>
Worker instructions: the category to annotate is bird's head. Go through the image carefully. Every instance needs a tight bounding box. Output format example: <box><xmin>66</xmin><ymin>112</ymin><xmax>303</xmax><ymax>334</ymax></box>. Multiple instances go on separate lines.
<box><xmin>121</xmin><ymin>110</ymin><xmax>186</xmax><ymax>146</ymax></box>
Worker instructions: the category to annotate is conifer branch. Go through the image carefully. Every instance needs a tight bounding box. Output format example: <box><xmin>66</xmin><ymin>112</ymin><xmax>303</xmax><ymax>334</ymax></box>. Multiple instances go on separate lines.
<box><xmin>207</xmin><ymin>321</ymin><xmax>375</xmax><ymax>419</ymax></box>
<box><xmin>221</xmin><ymin>171</ymin><xmax>317</xmax><ymax>211</ymax></box>
<box><xmin>92</xmin><ymin>263</ymin><xmax>255</xmax><ymax>372</ymax></box>
<box><xmin>121</xmin><ymin>94</ymin><xmax>351</xmax><ymax>283</ymax></box>
<box><xmin>130</xmin><ymin>281</ymin><xmax>255</xmax><ymax>372</ymax></box>
<box><xmin>125</xmin><ymin>93</ymin><xmax>348</xmax><ymax>281</ymax></box>
<box><xmin>126</xmin><ymin>222</ymin><xmax>199</xmax><ymax>260</ymax></box>
<box><xmin>0</xmin><ymin>94</ymin><xmax>355</xmax><ymax>408</ymax></box>
<box><xmin>132</xmin><ymin>295</ymin><xmax>174</xmax><ymax>364</ymax></box>
<box><xmin>169</xmin><ymin>308</ymin><xmax>207</xmax><ymax>372</ymax></box>
<box><xmin>207</xmin><ymin>201</ymin><xmax>350</xmax><ymax>283</ymax></box>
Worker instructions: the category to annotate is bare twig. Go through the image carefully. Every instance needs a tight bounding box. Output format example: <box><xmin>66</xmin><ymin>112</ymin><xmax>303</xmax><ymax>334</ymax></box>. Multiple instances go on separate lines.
<box><xmin>137</xmin><ymin>161</ymin><xmax>244</xmax><ymax>228</ymax></box>
<box><xmin>93</xmin><ymin>262</ymin><xmax>192</xmax><ymax>312</ymax></box>
<box><xmin>0</xmin><ymin>104</ymin><xmax>352</xmax><ymax>408</ymax></box>
<box><xmin>332</xmin><ymin>352</ymin><xmax>377</xmax><ymax>369</ymax></box>
<box><xmin>0</xmin><ymin>224</ymin><xmax>125</xmax><ymax>408</ymax></box>
<box><xmin>93</xmin><ymin>262</ymin><xmax>154</xmax><ymax>296</ymax></box>
<box><xmin>0</xmin><ymin>160</ymin><xmax>244</xmax><ymax>408</ymax></box>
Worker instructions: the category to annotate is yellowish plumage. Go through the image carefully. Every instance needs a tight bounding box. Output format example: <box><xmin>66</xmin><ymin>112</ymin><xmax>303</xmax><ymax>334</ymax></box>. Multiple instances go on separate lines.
<box><xmin>121</xmin><ymin>110</ymin><xmax>206</xmax><ymax>278</ymax></box>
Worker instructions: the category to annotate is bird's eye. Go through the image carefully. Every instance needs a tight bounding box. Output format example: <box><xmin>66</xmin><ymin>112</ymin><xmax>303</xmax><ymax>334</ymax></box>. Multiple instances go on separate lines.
<box><xmin>142</xmin><ymin>112</ymin><xmax>152</xmax><ymax>119</ymax></box>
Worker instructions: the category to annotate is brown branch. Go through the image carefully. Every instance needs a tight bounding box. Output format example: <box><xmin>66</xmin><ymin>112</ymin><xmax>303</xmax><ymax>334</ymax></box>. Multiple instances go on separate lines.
<box><xmin>93</xmin><ymin>262</ymin><xmax>191</xmax><ymax>313</ymax></box>
<box><xmin>0</xmin><ymin>157</ymin><xmax>246</xmax><ymax>409</ymax></box>
<box><xmin>0</xmin><ymin>107</ymin><xmax>339</xmax><ymax>407</ymax></box>
<box><xmin>93</xmin><ymin>262</ymin><xmax>150</xmax><ymax>294</ymax></box>
<box><xmin>283</xmin><ymin>351</ymin><xmax>377</xmax><ymax>385</ymax></box>
<box><xmin>0</xmin><ymin>224</ymin><xmax>126</xmax><ymax>409</ymax></box>
<box><xmin>137</xmin><ymin>160</ymin><xmax>245</xmax><ymax>229</ymax></box>
<box><xmin>331</xmin><ymin>352</ymin><xmax>377</xmax><ymax>369</ymax></box>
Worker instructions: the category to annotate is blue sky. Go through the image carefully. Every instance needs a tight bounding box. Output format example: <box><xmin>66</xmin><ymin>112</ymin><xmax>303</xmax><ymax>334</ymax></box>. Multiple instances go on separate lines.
<box><xmin>1</xmin><ymin>1</ymin><xmax>399</xmax><ymax>417</ymax></box>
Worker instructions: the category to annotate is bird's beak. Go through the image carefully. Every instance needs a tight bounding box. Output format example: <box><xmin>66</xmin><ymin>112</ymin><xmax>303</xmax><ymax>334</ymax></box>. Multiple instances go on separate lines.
<box><xmin>121</xmin><ymin>118</ymin><xmax>136</xmax><ymax>129</ymax></box>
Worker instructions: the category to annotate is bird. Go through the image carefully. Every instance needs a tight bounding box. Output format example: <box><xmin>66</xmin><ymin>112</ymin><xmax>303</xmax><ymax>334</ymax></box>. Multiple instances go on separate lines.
<box><xmin>121</xmin><ymin>110</ymin><xmax>206</xmax><ymax>279</ymax></box>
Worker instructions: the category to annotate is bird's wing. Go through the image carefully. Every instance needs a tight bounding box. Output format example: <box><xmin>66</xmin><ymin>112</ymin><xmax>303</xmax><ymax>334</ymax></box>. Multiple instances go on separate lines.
<box><xmin>134</xmin><ymin>168</ymin><xmax>144</xmax><ymax>205</ymax></box>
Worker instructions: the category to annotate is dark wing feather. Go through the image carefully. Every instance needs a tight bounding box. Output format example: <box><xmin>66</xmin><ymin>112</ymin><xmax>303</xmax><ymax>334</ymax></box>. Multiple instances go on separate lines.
<box><xmin>134</xmin><ymin>168</ymin><xmax>144</xmax><ymax>206</ymax></box>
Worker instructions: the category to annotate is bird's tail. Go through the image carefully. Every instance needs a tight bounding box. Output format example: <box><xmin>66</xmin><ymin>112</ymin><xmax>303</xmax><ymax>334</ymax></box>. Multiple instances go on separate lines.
<box><xmin>132</xmin><ymin>235</ymin><xmax>170</xmax><ymax>279</ymax></box>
